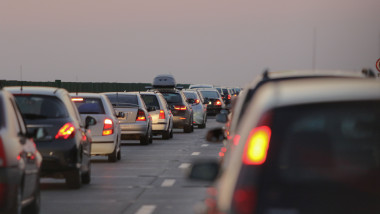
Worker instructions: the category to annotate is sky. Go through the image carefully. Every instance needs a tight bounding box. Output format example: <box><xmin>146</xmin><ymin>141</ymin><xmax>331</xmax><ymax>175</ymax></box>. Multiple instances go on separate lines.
<box><xmin>1</xmin><ymin>0</ymin><xmax>379</xmax><ymax>87</ymax></box>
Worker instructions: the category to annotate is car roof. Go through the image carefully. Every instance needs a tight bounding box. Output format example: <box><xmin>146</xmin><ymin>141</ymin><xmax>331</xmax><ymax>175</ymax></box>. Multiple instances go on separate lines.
<box><xmin>70</xmin><ymin>92</ymin><xmax>103</xmax><ymax>98</ymax></box>
<box><xmin>5</xmin><ymin>86</ymin><xmax>67</xmax><ymax>96</ymax></box>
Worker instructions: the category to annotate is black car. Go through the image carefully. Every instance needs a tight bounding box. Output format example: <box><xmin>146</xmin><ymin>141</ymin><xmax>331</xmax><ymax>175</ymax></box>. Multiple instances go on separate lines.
<box><xmin>199</xmin><ymin>89</ymin><xmax>225</xmax><ymax>115</ymax></box>
<box><xmin>0</xmin><ymin>89</ymin><xmax>42</xmax><ymax>214</ymax></box>
<box><xmin>7</xmin><ymin>86</ymin><xmax>95</xmax><ymax>189</ymax></box>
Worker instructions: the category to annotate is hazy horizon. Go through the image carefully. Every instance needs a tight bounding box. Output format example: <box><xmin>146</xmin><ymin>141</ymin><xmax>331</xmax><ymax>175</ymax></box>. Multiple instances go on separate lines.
<box><xmin>1</xmin><ymin>0</ymin><xmax>379</xmax><ymax>87</ymax></box>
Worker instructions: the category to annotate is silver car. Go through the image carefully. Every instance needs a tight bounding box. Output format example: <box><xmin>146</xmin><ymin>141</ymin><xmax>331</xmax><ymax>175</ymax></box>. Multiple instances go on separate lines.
<box><xmin>103</xmin><ymin>92</ymin><xmax>153</xmax><ymax>145</ymax></box>
<box><xmin>183</xmin><ymin>90</ymin><xmax>207</xmax><ymax>128</ymax></box>
<box><xmin>140</xmin><ymin>92</ymin><xmax>174</xmax><ymax>139</ymax></box>
<box><xmin>71</xmin><ymin>93</ymin><xmax>122</xmax><ymax>162</ymax></box>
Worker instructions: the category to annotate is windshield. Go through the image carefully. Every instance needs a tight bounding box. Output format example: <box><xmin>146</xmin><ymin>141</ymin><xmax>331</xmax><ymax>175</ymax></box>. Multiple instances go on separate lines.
<box><xmin>14</xmin><ymin>95</ymin><xmax>69</xmax><ymax>119</ymax></box>
<box><xmin>200</xmin><ymin>91</ymin><xmax>219</xmax><ymax>99</ymax></box>
<box><xmin>162</xmin><ymin>93</ymin><xmax>182</xmax><ymax>104</ymax></box>
<box><xmin>270</xmin><ymin>101</ymin><xmax>380</xmax><ymax>184</ymax></box>
<box><xmin>105</xmin><ymin>94</ymin><xmax>138</xmax><ymax>107</ymax></box>
<box><xmin>74</xmin><ymin>98</ymin><xmax>105</xmax><ymax>114</ymax></box>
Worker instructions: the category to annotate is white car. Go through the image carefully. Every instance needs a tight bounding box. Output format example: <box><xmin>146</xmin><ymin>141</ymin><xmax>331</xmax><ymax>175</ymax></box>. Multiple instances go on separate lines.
<box><xmin>71</xmin><ymin>93</ymin><xmax>122</xmax><ymax>162</ymax></box>
<box><xmin>183</xmin><ymin>90</ymin><xmax>207</xmax><ymax>128</ymax></box>
<box><xmin>140</xmin><ymin>92</ymin><xmax>174</xmax><ymax>139</ymax></box>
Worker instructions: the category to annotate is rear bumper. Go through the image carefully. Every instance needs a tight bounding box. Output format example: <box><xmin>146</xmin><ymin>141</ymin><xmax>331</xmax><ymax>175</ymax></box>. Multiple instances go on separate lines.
<box><xmin>173</xmin><ymin>116</ymin><xmax>190</xmax><ymax>128</ymax></box>
<box><xmin>152</xmin><ymin>123</ymin><xmax>167</xmax><ymax>132</ymax></box>
<box><xmin>207</xmin><ymin>106</ymin><xmax>223</xmax><ymax>115</ymax></box>
<box><xmin>91</xmin><ymin>141</ymin><xmax>115</xmax><ymax>155</ymax></box>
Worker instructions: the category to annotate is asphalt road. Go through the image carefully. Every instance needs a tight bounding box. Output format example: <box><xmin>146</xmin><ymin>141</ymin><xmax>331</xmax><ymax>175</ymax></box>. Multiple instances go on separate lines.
<box><xmin>40</xmin><ymin>118</ymin><xmax>223</xmax><ymax>214</ymax></box>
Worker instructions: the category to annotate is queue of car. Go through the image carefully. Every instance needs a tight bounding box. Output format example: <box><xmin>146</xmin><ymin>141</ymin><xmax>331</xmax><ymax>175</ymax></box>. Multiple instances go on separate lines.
<box><xmin>0</xmin><ymin>74</ymin><xmax>230</xmax><ymax>213</ymax></box>
<box><xmin>189</xmin><ymin>70</ymin><xmax>380</xmax><ymax>214</ymax></box>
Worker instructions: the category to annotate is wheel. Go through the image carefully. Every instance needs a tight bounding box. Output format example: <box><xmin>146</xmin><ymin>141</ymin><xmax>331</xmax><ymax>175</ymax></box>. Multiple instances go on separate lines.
<box><xmin>140</xmin><ymin>134</ymin><xmax>149</xmax><ymax>145</ymax></box>
<box><xmin>169</xmin><ymin>128</ymin><xmax>173</xmax><ymax>138</ymax></box>
<box><xmin>23</xmin><ymin>180</ymin><xmax>40</xmax><ymax>214</ymax></box>
<box><xmin>108</xmin><ymin>148</ymin><xmax>118</xmax><ymax>162</ymax></box>
<box><xmin>148</xmin><ymin>130</ymin><xmax>153</xmax><ymax>144</ymax></box>
<box><xmin>184</xmin><ymin>125</ymin><xmax>192</xmax><ymax>133</ymax></box>
<box><xmin>82</xmin><ymin>161</ymin><xmax>91</xmax><ymax>184</ymax></box>
<box><xmin>65</xmin><ymin>169</ymin><xmax>82</xmax><ymax>189</ymax></box>
<box><xmin>162</xmin><ymin>129</ymin><xmax>170</xmax><ymax>139</ymax></box>
<box><xmin>198</xmin><ymin>123</ymin><xmax>206</xmax><ymax>129</ymax></box>
<box><xmin>117</xmin><ymin>149</ymin><xmax>121</xmax><ymax>160</ymax></box>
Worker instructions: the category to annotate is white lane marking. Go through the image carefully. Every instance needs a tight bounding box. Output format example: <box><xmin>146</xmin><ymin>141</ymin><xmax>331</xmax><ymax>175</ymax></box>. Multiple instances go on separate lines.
<box><xmin>179</xmin><ymin>163</ymin><xmax>191</xmax><ymax>169</ymax></box>
<box><xmin>201</xmin><ymin>144</ymin><xmax>209</xmax><ymax>147</ymax></box>
<box><xmin>161</xmin><ymin>179</ymin><xmax>176</xmax><ymax>187</ymax></box>
<box><xmin>191</xmin><ymin>152</ymin><xmax>200</xmax><ymax>156</ymax></box>
<box><xmin>135</xmin><ymin>205</ymin><xmax>156</xmax><ymax>214</ymax></box>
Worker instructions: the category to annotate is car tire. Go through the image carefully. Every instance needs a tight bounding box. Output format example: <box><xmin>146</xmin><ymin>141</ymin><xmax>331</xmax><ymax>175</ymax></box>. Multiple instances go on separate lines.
<box><xmin>162</xmin><ymin>129</ymin><xmax>170</xmax><ymax>139</ymax></box>
<box><xmin>23</xmin><ymin>179</ymin><xmax>40</xmax><ymax>214</ymax></box>
<box><xmin>169</xmin><ymin>128</ymin><xmax>173</xmax><ymax>138</ymax></box>
<box><xmin>117</xmin><ymin>149</ymin><xmax>121</xmax><ymax>160</ymax></box>
<box><xmin>184</xmin><ymin>125</ymin><xmax>192</xmax><ymax>133</ymax></box>
<box><xmin>108</xmin><ymin>148</ymin><xmax>118</xmax><ymax>162</ymax></box>
<box><xmin>66</xmin><ymin>169</ymin><xmax>82</xmax><ymax>189</ymax></box>
<box><xmin>140</xmin><ymin>134</ymin><xmax>149</xmax><ymax>145</ymax></box>
<box><xmin>198</xmin><ymin>123</ymin><xmax>206</xmax><ymax>129</ymax></box>
<box><xmin>148</xmin><ymin>130</ymin><xmax>153</xmax><ymax>144</ymax></box>
<box><xmin>82</xmin><ymin>162</ymin><xmax>91</xmax><ymax>184</ymax></box>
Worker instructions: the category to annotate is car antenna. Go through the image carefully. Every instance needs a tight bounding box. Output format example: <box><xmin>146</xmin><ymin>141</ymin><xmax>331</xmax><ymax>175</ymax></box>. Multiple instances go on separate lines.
<box><xmin>20</xmin><ymin>65</ymin><xmax>23</xmax><ymax>92</ymax></box>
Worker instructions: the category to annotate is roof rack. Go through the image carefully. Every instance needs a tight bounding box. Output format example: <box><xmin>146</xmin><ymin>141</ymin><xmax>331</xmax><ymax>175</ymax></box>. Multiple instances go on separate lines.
<box><xmin>262</xmin><ymin>69</ymin><xmax>270</xmax><ymax>80</ymax></box>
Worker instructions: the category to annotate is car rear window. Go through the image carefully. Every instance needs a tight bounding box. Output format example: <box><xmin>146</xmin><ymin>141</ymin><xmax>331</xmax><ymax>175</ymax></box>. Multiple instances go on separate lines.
<box><xmin>162</xmin><ymin>93</ymin><xmax>182</xmax><ymax>104</ymax></box>
<box><xmin>222</xmin><ymin>89</ymin><xmax>228</xmax><ymax>94</ymax></box>
<box><xmin>200</xmin><ymin>91</ymin><xmax>219</xmax><ymax>99</ymax></box>
<box><xmin>106</xmin><ymin>94</ymin><xmax>138</xmax><ymax>107</ymax></box>
<box><xmin>14</xmin><ymin>95</ymin><xmax>69</xmax><ymax>119</ymax></box>
<box><xmin>73</xmin><ymin>98</ymin><xmax>105</xmax><ymax>114</ymax></box>
<box><xmin>141</xmin><ymin>95</ymin><xmax>160</xmax><ymax>110</ymax></box>
<box><xmin>183</xmin><ymin>92</ymin><xmax>197</xmax><ymax>99</ymax></box>
<box><xmin>269</xmin><ymin>101</ymin><xmax>380</xmax><ymax>184</ymax></box>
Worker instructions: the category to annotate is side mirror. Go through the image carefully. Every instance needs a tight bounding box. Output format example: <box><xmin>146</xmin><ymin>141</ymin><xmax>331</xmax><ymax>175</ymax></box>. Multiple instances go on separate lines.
<box><xmin>188</xmin><ymin>160</ymin><xmax>220</xmax><ymax>181</ymax></box>
<box><xmin>206</xmin><ymin>128</ymin><xmax>225</xmax><ymax>142</ymax></box>
<box><xmin>85</xmin><ymin>116</ymin><xmax>97</xmax><ymax>129</ymax></box>
<box><xmin>147</xmin><ymin>106</ymin><xmax>157</xmax><ymax>112</ymax></box>
<box><xmin>187</xmin><ymin>98</ymin><xmax>195</xmax><ymax>104</ymax></box>
<box><xmin>215</xmin><ymin>113</ymin><xmax>228</xmax><ymax>123</ymax></box>
<box><xmin>117</xmin><ymin>111</ymin><xmax>125</xmax><ymax>118</ymax></box>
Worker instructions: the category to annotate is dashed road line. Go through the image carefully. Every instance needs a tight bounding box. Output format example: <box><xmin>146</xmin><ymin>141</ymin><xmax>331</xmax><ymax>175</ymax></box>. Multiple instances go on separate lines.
<box><xmin>178</xmin><ymin>163</ymin><xmax>191</xmax><ymax>169</ymax></box>
<box><xmin>191</xmin><ymin>152</ymin><xmax>200</xmax><ymax>156</ymax></box>
<box><xmin>161</xmin><ymin>179</ymin><xmax>176</xmax><ymax>187</ymax></box>
<box><xmin>201</xmin><ymin>144</ymin><xmax>209</xmax><ymax>147</ymax></box>
<box><xmin>135</xmin><ymin>205</ymin><xmax>156</xmax><ymax>214</ymax></box>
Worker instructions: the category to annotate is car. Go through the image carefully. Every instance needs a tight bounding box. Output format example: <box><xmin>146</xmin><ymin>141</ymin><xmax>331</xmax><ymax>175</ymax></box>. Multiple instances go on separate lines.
<box><xmin>6</xmin><ymin>86</ymin><xmax>95</xmax><ymax>189</ymax></box>
<box><xmin>140</xmin><ymin>91</ymin><xmax>174</xmax><ymax>139</ymax></box>
<box><xmin>188</xmin><ymin>84</ymin><xmax>213</xmax><ymax>89</ymax></box>
<box><xmin>103</xmin><ymin>92</ymin><xmax>153</xmax><ymax>145</ymax></box>
<box><xmin>71</xmin><ymin>93</ymin><xmax>123</xmax><ymax>162</ymax></box>
<box><xmin>215</xmin><ymin>87</ymin><xmax>232</xmax><ymax>108</ymax></box>
<box><xmin>220</xmin><ymin>69</ymin><xmax>375</xmax><ymax>159</ymax></box>
<box><xmin>150</xmin><ymin>74</ymin><xmax>194</xmax><ymax>133</ymax></box>
<box><xmin>0</xmin><ymin>88</ymin><xmax>42</xmax><ymax>214</ymax></box>
<box><xmin>183</xmin><ymin>90</ymin><xmax>207</xmax><ymax>128</ymax></box>
<box><xmin>198</xmin><ymin>88</ymin><xmax>225</xmax><ymax>115</ymax></box>
<box><xmin>190</xmin><ymin>77</ymin><xmax>380</xmax><ymax>214</ymax></box>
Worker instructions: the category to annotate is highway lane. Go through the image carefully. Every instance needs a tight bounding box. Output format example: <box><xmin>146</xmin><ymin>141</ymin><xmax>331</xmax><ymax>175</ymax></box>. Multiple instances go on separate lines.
<box><xmin>40</xmin><ymin>118</ymin><xmax>223</xmax><ymax>214</ymax></box>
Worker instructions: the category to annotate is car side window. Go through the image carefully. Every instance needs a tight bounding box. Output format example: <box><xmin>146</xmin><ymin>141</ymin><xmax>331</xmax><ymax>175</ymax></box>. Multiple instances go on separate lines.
<box><xmin>9</xmin><ymin>98</ymin><xmax>25</xmax><ymax>134</ymax></box>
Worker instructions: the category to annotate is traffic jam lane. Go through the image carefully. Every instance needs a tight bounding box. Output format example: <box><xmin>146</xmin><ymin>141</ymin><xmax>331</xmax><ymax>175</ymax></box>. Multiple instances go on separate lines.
<box><xmin>40</xmin><ymin>119</ymin><xmax>223</xmax><ymax>214</ymax></box>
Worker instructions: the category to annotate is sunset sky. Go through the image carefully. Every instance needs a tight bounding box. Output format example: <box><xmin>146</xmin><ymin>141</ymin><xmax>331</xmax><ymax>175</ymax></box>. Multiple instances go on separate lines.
<box><xmin>1</xmin><ymin>0</ymin><xmax>379</xmax><ymax>86</ymax></box>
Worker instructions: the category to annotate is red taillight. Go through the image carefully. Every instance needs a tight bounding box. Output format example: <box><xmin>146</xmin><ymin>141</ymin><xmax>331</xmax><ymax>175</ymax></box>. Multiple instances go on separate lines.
<box><xmin>103</xmin><ymin>118</ymin><xmax>114</xmax><ymax>136</ymax></box>
<box><xmin>233</xmin><ymin>188</ymin><xmax>257</xmax><ymax>214</ymax></box>
<box><xmin>228</xmin><ymin>94</ymin><xmax>231</xmax><ymax>100</ymax></box>
<box><xmin>159</xmin><ymin>110</ymin><xmax>165</xmax><ymax>119</ymax></box>
<box><xmin>174</xmin><ymin>105</ymin><xmax>187</xmax><ymax>110</ymax></box>
<box><xmin>136</xmin><ymin>109</ymin><xmax>146</xmax><ymax>121</ymax></box>
<box><xmin>233</xmin><ymin>134</ymin><xmax>241</xmax><ymax>146</ymax></box>
<box><xmin>195</xmin><ymin>99</ymin><xmax>200</xmax><ymax>104</ymax></box>
<box><xmin>0</xmin><ymin>137</ymin><xmax>6</xmax><ymax>167</ymax></box>
<box><xmin>55</xmin><ymin>123</ymin><xmax>76</xmax><ymax>139</ymax></box>
<box><xmin>71</xmin><ymin>97</ymin><xmax>84</xmax><ymax>102</ymax></box>
<box><xmin>214</xmin><ymin>100</ymin><xmax>222</xmax><ymax>106</ymax></box>
<box><xmin>242</xmin><ymin>126</ymin><xmax>271</xmax><ymax>165</ymax></box>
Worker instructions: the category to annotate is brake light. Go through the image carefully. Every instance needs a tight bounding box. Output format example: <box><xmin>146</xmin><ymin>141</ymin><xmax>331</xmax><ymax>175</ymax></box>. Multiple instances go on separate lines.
<box><xmin>55</xmin><ymin>123</ymin><xmax>75</xmax><ymax>139</ymax></box>
<box><xmin>214</xmin><ymin>100</ymin><xmax>222</xmax><ymax>106</ymax></box>
<box><xmin>195</xmin><ymin>99</ymin><xmax>200</xmax><ymax>104</ymax></box>
<box><xmin>71</xmin><ymin>97</ymin><xmax>84</xmax><ymax>102</ymax></box>
<box><xmin>174</xmin><ymin>105</ymin><xmax>187</xmax><ymax>110</ymax></box>
<box><xmin>0</xmin><ymin>137</ymin><xmax>6</xmax><ymax>167</ymax></box>
<box><xmin>233</xmin><ymin>188</ymin><xmax>257</xmax><ymax>214</ymax></box>
<box><xmin>228</xmin><ymin>94</ymin><xmax>231</xmax><ymax>100</ymax></box>
<box><xmin>136</xmin><ymin>109</ymin><xmax>146</xmax><ymax>121</ymax></box>
<box><xmin>159</xmin><ymin>110</ymin><xmax>165</xmax><ymax>119</ymax></box>
<box><xmin>242</xmin><ymin>126</ymin><xmax>271</xmax><ymax>165</ymax></box>
<box><xmin>103</xmin><ymin>118</ymin><xmax>114</xmax><ymax>136</ymax></box>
